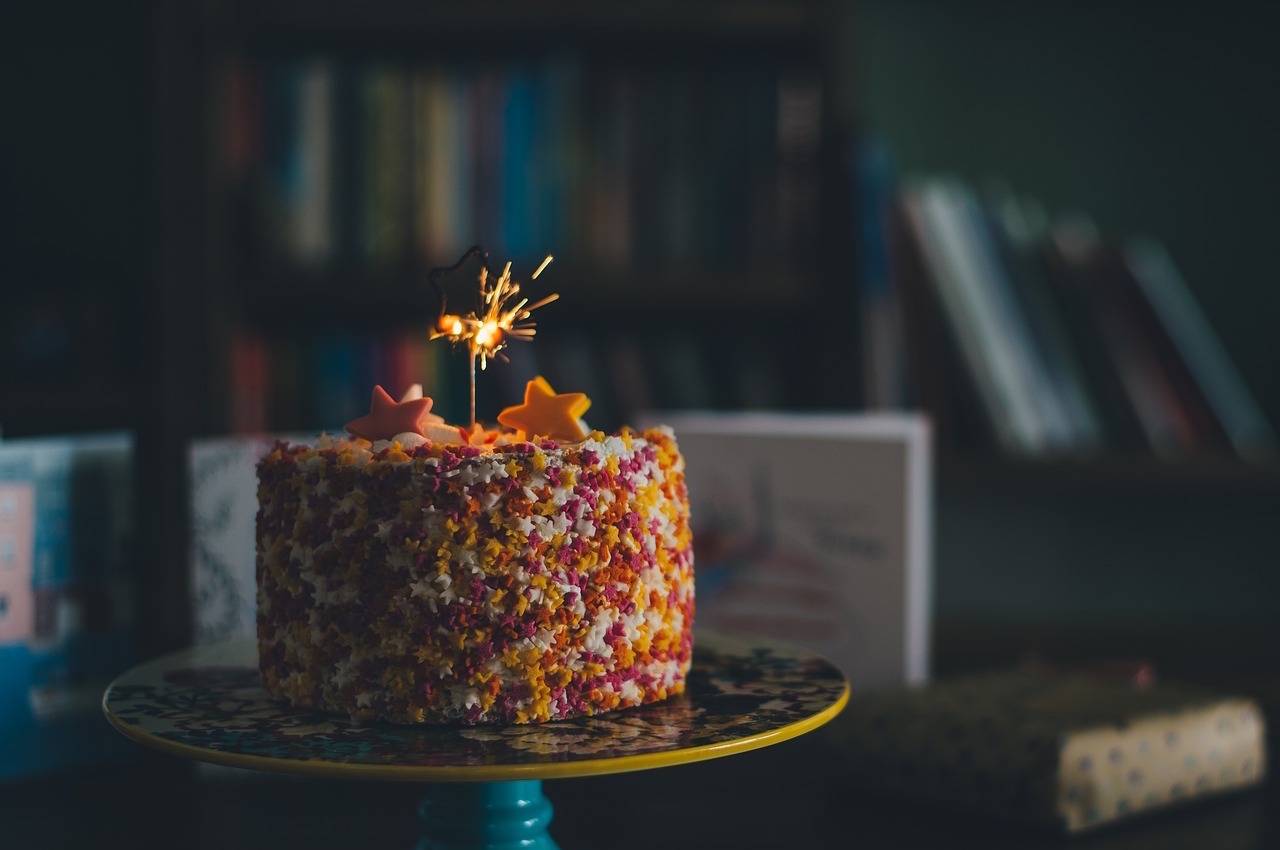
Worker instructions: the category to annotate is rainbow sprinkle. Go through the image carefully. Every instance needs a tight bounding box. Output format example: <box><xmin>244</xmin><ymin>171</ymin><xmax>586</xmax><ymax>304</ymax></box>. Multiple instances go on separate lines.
<box><xmin>256</xmin><ymin>427</ymin><xmax>694</xmax><ymax>725</ymax></box>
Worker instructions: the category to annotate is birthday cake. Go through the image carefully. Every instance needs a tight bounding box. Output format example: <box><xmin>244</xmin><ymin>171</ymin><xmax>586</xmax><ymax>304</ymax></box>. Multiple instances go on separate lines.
<box><xmin>255</xmin><ymin>255</ymin><xmax>694</xmax><ymax>725</ymax></box>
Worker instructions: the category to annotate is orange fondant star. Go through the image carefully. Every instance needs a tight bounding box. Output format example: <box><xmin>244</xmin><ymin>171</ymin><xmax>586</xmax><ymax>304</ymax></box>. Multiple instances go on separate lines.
<box><xmin>497</xmin><ymin>376</ymin><xmax>590</xmax><ymax>441</ymax></box>
<box><xmin>345</xmin><ymin>385</ymin><xmax>438</xmax><ymax>441</ymax></box>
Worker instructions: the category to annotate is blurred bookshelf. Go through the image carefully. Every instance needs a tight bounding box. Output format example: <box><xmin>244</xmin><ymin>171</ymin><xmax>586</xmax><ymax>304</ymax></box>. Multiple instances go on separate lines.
<box><xmin>198</xmin><ymin>0</ymin><xmax>852</xmax><ymax>439</ymax></box>
<box><xmin>160</xmin><ymin>0</ymin><xmax>1280</xmax><ymax>469</ymax></box>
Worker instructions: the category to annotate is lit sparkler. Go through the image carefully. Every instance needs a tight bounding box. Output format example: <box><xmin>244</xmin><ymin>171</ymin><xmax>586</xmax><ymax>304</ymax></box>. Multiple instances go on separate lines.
<box><xmin>428</xmin><ymin>247</ymin><xmax>559</xmax><ymax>427</ymax></box>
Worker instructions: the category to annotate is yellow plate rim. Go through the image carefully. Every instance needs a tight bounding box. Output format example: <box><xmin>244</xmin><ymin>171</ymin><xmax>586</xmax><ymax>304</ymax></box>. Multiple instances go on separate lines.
<box><xmin>102</xmin><ymin>645</ymin><xmax>849</xmax><ymax>783</ymax></box>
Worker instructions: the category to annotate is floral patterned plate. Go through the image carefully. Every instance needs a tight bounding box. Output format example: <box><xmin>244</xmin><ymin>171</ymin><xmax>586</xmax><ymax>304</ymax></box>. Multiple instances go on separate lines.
<box><xmin>103</xmin><ymin>634</ymin><xmax>848</xmax><ymax>782</ymax></box>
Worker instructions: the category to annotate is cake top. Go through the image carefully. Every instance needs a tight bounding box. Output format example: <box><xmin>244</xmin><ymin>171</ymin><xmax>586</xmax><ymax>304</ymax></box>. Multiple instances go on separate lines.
<box><xmin>265</xmin><ymin>426</ymin><xmax>677</xmax><ymax>472</ymax></box>
<box><xmin>338</xmin><ymin>373</ymin><xmax>600</xmax><ymax>451</ymax></box>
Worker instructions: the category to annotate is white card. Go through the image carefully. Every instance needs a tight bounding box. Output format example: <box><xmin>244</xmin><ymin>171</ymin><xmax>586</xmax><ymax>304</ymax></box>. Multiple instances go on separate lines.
<box><xmin>649</xmin><ymin>413</ymin><xmax>932</xmax><ymax>689</ymax></box>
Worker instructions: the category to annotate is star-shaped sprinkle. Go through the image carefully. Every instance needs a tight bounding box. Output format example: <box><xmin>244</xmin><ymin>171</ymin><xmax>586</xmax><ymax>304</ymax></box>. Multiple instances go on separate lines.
<box><xmin>497</xmin><ymin>376</ymin><xmax>590</xmax><ymax>441</ymax></box>
<box><xmin>345</xmin><ymin>385</ymin><xmax>439</xmax><ymax>441</ymax></box>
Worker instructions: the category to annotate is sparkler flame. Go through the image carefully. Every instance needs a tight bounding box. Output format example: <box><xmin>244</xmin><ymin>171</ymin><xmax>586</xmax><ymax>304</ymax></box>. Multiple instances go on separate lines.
<box><xmin>429</xmin><ymin>255</ymin><xmax>558</xmax><ymax>368</ymax></box>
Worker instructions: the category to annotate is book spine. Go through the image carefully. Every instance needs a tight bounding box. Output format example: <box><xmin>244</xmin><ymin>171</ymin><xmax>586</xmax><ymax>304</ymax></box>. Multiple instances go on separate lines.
<box><xmin>776</xmin><ymin>73</ymin><xmax>822</xmax><ymax>271</ymax></box>
<box><xmin>471</xmin><ymin>72</ymin><xmax>502</xmax><ymax>252</ymax></box>
<box><xmin>222</xmin><ymin>58</ymin><xmax>260</xmax><ymax>181</ymax></box>
<box><xmin>418</xmin><ymin>70</ymin><xmax>446</xmax><ymax>260</ymax></box>
<box><xmin>500</xmin><ymin>70</ymin><xmax>536</xmax><ymax>260</ymax></box>
<box><xmin>312</xmin><ymin>335</ymin><xmax>358</xmax><ymax>432</ymax></box>
<box><xmin>1106</xmin><ymin>246</ymin><xmax>1226</xmax><ymax>452</ymax></box>
<box><xmin>362</xmin><ymin>68</ymin><xmax>410</xmax><ymax>266</ymax></box>
<box><xmin>548</xmin><ymin>60</ymin><xmax>582</xmax><ymax>262</ymax></box>
<box><xmin>229</xmin><ymin>331</ymin><xmax>268</xmax><ymax>433</ymax></box>
<box><xmin>744</xmin><ymin>67</ymin><xmax>781</xmax><ymax>269</ymax></box>
<box><xmin>449</xmin><ymin>73</ymin><xmax>475</xmax><ymax>258</ymax></box>
<box><xmin>984</xmin><ymin>191</ymin><xmax>1104</xmax><ymax>451</ymax></box>
<box><xmin>856</xmin><ymin>137</ymin><xmax>906</xmax><ymax>410</ymax></box>
<box><xmin>1046</xmin><ymin>221</ymin><xmax>1190</xmax><ymax>455</ymax></box>
<box><xmin>261</xmin><ymin>62</ymin><xmax>303</xmax><ymax>263</ymax></box>
<box><xmin>955</xmin><ymin>188</ymin><xmax>1075</xmax><ymax>452</ymax></box>
<box><xmin>333</xmin><ymin>62</ymin><xmax>363</xmax><ymax>265</ymax></box>
<box><xmin>267</xmin><ymin>332</ymin><xmax>298</xmax><ymax>432</ymax></box>
<box><xmin>593</xmin><ymin>71</ymin><xmax>633</xmax><ymax>270</ymax></box>
<box><xmin>891</xmin><ymin>196</ymin><xmax>999</xmax><ymax>451</ymax></box>
<box><xmin>956</xmin><ymin>185</ymin><xmax>1073</xmax><ymax>451</ymax></box>
<box><xmin>294</xmin><ymin>61</ymin><xmax>334</xmax><ymax>264</ymax></box>
<box><xmin>1125</xmin><ymin>239</ymin><xmax>1277</xmax><ymax>459</ymax></box>
<box><xmin>905</xmin><ymin>183</ymin><xmax>1043</xmax><ymax>452</ymax></box>
<box><xmin>409</xmin><ymin>70</ymin><xmax>432</xmax><ymax>264</ymax></box>
<box><xmin>660</xmin><ymin>70</ymin><xmax>695</xmax><ymax>265</ymax></box>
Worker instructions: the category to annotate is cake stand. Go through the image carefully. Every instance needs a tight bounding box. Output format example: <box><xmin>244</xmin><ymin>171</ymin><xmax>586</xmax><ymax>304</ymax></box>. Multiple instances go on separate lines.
<box><xmin>103</xmin><ymin>634</ymin><xmax>848</xmax><ymax>850</ymax></box>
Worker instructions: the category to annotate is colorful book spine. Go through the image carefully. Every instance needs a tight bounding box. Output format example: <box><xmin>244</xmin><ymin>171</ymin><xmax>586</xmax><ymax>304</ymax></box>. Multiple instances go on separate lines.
<box><xmin>235</xmin><ymin>57</ymin><xmax>822</xmax><ymax>276</ymax></box>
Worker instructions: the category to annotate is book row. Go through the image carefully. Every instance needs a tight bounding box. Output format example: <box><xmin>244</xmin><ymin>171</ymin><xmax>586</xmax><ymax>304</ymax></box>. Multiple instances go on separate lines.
<box><xmin>221</xmin><ymin>56</ymin><xmax>823</xmax><ymax>276</ymax></box>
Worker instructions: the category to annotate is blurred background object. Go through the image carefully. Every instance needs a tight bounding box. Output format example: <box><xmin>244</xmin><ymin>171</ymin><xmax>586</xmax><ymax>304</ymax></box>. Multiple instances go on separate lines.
<box><xmin>3</xmin><ymin>0</ymin><xmax>1279</xmax><ymax>844</ymax></box>
<box><xmin>0</xmin><ymin>434</ymin><xmax>135</xmax><ymax>779</ymax></box>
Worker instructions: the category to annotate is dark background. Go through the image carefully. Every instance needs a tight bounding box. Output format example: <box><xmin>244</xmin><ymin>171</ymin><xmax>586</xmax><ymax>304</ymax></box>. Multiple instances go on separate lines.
<box><xmin>3</xmin><ymin>1</ymin><xmax>1279</xmax><ymax>848</ymax></box>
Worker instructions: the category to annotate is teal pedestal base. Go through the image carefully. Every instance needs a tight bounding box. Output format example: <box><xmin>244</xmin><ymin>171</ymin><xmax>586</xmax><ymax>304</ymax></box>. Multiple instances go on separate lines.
<box><xmin>417</xmin><ymin>780</ymin><xmax>558</xmax><ymax>850</ymax></box>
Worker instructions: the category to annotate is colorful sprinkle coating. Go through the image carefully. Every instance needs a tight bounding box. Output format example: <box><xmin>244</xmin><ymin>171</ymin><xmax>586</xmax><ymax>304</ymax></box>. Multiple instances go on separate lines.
<box><xmin>256</xmin><ymin>427</ymin><xmax>694</xmax><ymax>725</ymax></box>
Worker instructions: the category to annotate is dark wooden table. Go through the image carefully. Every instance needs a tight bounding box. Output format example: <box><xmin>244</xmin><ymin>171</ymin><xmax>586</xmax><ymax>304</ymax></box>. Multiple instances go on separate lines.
<box><xmin>6</xmin><ymin>719</ymin><xmax>1273</xmax><ymax>850</ymax></box>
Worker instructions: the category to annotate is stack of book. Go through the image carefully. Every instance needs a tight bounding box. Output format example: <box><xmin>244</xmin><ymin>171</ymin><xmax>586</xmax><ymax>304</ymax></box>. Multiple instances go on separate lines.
<box><xmin>858</xmin><ymin>170</ymin><xmax>1276</xmax><ymax>460</ymax></box>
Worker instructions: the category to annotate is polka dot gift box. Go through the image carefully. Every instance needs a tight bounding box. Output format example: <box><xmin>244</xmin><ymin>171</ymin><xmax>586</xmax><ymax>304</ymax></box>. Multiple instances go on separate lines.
<box><xmin>829</xmin><ymin>670</ymin><xmax>1265</xmax><ymax>832</ymax></box>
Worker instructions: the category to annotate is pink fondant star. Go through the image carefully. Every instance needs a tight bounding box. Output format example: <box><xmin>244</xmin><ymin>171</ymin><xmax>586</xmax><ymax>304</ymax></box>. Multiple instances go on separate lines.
<box><xmin>345</xmin><ymin>385</ymin><xmax>437</xmax><ymax>441</ymax></box>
